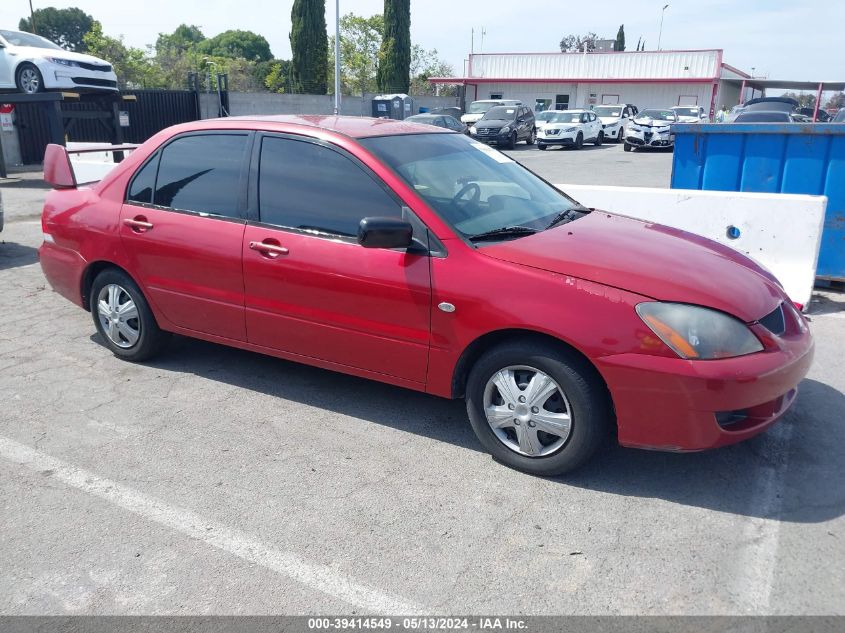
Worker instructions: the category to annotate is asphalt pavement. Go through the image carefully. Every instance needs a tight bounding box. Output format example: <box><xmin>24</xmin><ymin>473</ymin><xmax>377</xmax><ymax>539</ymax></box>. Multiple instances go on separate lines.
<box><xmin>0</xmin><ymin>145</ymin><xmax>843</xmax><ymax>615</ymax></box>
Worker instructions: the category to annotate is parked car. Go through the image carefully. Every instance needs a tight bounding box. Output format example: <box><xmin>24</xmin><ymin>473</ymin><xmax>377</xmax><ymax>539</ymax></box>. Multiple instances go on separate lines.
<box><xmin>39</xmin><ymin>115</ymin><xmax>814</xmax><ymax>476</ymax></box>
<box><xmin>733</xmin><ymin>111</ymin><xmax>804</xmax><ymax>123</ymax></box>
<box><xmin>0</xmin><ymin>29</ymin><xmax>118</xmax><ymax>94</ymax></box>
<box><xmin>405</xmin><ymin>113</ymin><xmax>467</xmax><ymax>134</ymax></box>
<box><xmin>536</xmin><ymin>109</ymin><xmax>604</xmax><ymax>150</ymax></box>
<box><xmin>461</xmin><ymin>99</ymin><xmax>522</xmax><ymax>127</ymax></box>
<box><xmin>534</xmin><ymin>109</ymin><xmax>561</xmax><ymax>133</ymax></box>
<box><xmin>469</xmin><ymin>105</ymin><xmax>535</xmax><ymax>148</ymax></box>
<box><xmin>427</xmin><ymin>106</ymin><xmax>463</xmax><ymax>122</ymax></box>
<box><xmin>592</xmin><ymin>104</ymin><xmax>638</xmax><ymax>142</ymax></box>
<box><xmin>671</xmin><ymin>105</ymin><xmax>709</xmax><ymax>123</ymax></box>
<box><xmin>624</xmin><ymin>109</ymin><xmax>679</xmax><ymax>151</ymax></box>
<box><xmin>797</xmin><ymin>107</ymin><xmax>831</xmax><ymax>122</ymax></box>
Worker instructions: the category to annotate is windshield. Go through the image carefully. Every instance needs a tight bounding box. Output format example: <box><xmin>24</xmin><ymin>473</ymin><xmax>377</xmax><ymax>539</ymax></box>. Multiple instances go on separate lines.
<box><xmin>359</xmin><ymin>134</ymin><xmax>580</xmax><ymax>240</ymax></box>
<box><xmin>835</xmin><ymin>110</ymin><xmax>845</xmax><ymax>122</ymax></box>
<box><xmin>637</xmin><ymin>109</ymin><xmax>676</xmax><ymax>121</ymax></box>
<box><xmin>735</xmin><ymin>112</ymin><xmax>789</xmax><ymax>122</ymax></box>
<box><xmin>481</xmin><ymin>106</ymin><xmax>518</xmax><ymax>121</ymax></box>
<box><xmin>547</xmin><ymin>112</ymin><xmax>583</xmax><ymax>124</ymax></box>
<box><xmin>535</xmin><ymin>111</ymin><xmax>559</xmax><ymax>122</ymax></box>
<box><xmin>0</xmin><ymin>29</ymin><xmax>62</xmax><ymax>49</ymax></box>
<box><xmin>673</xmin><ymin>107</ymin><xmax>699</xmax><ymax>117</ymax></box>
<box><xmin>467</xmin><ymin>102</ymin><xmax>498</xmax><ymax>114</ymax></box>
<box><xmin>593</xmin><ymin>106</ymin><xmax>622</xmax><ymax>117</ymax></box>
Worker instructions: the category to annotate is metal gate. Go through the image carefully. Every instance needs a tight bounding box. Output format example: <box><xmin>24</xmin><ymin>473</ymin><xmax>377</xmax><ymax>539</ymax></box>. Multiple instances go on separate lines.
<box><xmin>14</xmin><ymin>90</ymin><xmax>201</xmax><ymax>164</ymax></box>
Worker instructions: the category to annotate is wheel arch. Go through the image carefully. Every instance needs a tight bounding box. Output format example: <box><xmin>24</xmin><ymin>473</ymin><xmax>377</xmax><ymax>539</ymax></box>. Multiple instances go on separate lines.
<box><xmin>450</xmin><ymin>328</ymin><xmax>611</xmax><ymax>403</ymax></box>
<box><xmin>80</xmin><ymin>261</ymin><xmax>141</xmax><ymax>312</ymax></box>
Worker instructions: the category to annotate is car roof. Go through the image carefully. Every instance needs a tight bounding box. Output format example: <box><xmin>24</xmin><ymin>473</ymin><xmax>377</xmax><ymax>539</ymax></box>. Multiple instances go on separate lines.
<box><xmin>224</xmin><ymin>114</ymin><xmax>452</xmax><ymax>138</ymax></box>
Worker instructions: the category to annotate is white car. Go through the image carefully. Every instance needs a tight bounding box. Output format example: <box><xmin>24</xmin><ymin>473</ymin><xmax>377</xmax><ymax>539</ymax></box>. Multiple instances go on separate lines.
<box><xmin>624</xmin><ymin>108</ymin><xmax>679</xmax><ymax>151</ymax></box>
<box><xmin>461</xmin><ymin>99</ymin><xmax>522</xmax><ymax>127</ymax></box>
<box><xmin>592</xmin><ymin>104</ymin><xmax>638</xmax><ymax>142</ymax></box>
<box><xmin>671</xmin><ymin>105</ymin><xmax>709</xmax><ymax>123</ymax></box>
<box><xmin>534</xmin><ymin>109</ymin><xmax>562</xmax><ymax>133</ymax></box>
<box><xmin>0</xmin><ymin>29</ymin><xmax>118</xmax><ymax>94</ymax></box>
<box><xmin>537</xmin><ymin>109</ymin><xmax>604</xmax><ymax>150</ymax></box>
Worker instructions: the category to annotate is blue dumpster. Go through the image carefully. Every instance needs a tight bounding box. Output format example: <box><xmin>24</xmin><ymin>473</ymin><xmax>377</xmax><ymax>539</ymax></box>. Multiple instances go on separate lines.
<box><xmin>671</xmin><ymin>123</ymin><xmax>845</xmax><ymax>281</ymax></box>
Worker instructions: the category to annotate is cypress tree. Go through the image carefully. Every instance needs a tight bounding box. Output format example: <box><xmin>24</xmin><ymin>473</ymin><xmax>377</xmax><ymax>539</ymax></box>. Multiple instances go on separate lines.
<box><xmin>290</xmin><ymin>0</ymin><xmax>328</xmax><ymax>94</ymax></box>
<box><xmin>615</xmin><ymin>24</ymin><xmax>625</xmax><ymax>51</ymax></box>
<box><xmin>377</xmin><ymin>0</ymin><xmax>410</xmax><ymax>93</ymax></box>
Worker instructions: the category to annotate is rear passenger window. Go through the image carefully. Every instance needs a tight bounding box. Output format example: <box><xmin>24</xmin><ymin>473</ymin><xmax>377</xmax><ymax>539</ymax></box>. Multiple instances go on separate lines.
<box><xmin>127</xmin><ymin>153</ymin><xmax>159</xmax><ymax>204</ymax></box>
<box><xmin>258</xmin><ymin>136</ymin><xmax>401</xmax><ymax>237</ymax></box>
<box><xmin>153</xmin><ymin>134</ymin><xmax>248</xmax><ymax>217</ymax></box>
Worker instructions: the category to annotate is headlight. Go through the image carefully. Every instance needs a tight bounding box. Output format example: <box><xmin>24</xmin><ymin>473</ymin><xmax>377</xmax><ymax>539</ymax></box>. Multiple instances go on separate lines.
<box><xmin>564</xmin><ymin>127</ymin><xmax>577</xmax><ymax>132</ymax></box>
<box><xmin>629</xmin><ymin>125</ymin><xmax>641</xmax><ymax>132</ymax></box>
<box><xmin>500</xmin><ymin>126</ymin><xmax>511</xmax><ymax>134</ymax></box>
<box><xmin>636</xmin><ymin>302</ymin><xmax>763</xmax><ymax>360</ymax></box>
<box><xmin>49</xmin><ymin>57</ymin><xmax>80</xmax><ymax>67</ymax></box>
<box><xmin>470</xmin><ymin>126</ymin><xmax>477</xmax><ymax>134</ymax></box>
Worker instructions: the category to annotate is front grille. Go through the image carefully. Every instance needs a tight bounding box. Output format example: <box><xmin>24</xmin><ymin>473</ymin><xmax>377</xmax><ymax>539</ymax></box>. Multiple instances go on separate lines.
<box><xmin>476</xmin><ymin>128</ymin><xmax>499</xmax><ymax>136</ymax></box>
<box><xmin>71</xmin><ymin>77</ymin><xmax>117</xmax><ymax>88</ymax></box>
<box><xmin>759</xmin><ymin>304</ymin><xmax>786</xmax><ymax>335</ymax></box>
<box><xmin>78</xmin><ymin>62</ymin><xmax>112</xmax><ymax>72</ymax></box>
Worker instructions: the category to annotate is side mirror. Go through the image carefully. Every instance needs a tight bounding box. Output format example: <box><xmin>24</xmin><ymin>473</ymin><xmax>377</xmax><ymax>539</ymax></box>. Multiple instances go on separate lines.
<box><xmin>358</xmin><ymin>217</ymin><xmax>414</xmax><ymax>249</ymax></box>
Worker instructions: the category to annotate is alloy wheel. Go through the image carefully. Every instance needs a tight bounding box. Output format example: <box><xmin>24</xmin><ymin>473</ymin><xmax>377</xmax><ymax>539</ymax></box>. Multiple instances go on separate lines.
<box><xmin>19</xmin><ymin>67</ymin><xmax>40</xmax><ymax>94</ymax></box>
<box><xmin>483</xmin><ymin>365</ymin><xmax>573</xmax><ymax>457</ymax></box>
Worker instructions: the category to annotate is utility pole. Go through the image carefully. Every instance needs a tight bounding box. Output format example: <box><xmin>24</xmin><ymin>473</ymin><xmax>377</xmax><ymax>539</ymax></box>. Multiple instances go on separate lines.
<box><xmin>334</xmin><ymin>0</ymin><xmax>341</xmax><ymax>115</ymax></box>
<box><xmin>658</xmin><ymin>4</ymin><xmax>669</xmax><ymax>51</ymax></box>
<box><xmin>28</xmin><ymin>1</ymin><xmax>38</xmax><ymax>34</ymax></box>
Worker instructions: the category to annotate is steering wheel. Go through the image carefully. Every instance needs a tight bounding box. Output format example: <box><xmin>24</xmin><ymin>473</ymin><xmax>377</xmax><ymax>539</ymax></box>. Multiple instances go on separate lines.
<box><xmin>451</xmin><ymin>182</ymin><xmax>481</xmax><ymax>215</ymax></box>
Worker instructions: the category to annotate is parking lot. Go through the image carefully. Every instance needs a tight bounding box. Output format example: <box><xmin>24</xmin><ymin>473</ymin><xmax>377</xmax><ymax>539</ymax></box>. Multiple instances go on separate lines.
<box><xmin>1</xmin><ymin>146</ymin><xmax>844</xmax><ymax>615</ymax></box>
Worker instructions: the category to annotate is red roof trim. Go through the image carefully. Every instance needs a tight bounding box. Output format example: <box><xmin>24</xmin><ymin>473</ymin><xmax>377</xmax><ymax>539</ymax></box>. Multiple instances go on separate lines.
<box><xmin>468</xmin><ymin>48</ymin><xmax>723</xmax><ymax>57</ymax></box>
<box><xmin>721</xmin><ymin>62</ymin><xmax>751</xmax><ymax>79</ymax></box>
<box><xmin>429</xmin><ymin>77</ymin><xmax>716</xmax><ymax>85</ymax></box>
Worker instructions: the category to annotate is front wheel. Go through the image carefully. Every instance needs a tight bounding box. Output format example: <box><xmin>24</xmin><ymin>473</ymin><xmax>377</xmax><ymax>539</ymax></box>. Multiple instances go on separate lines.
<box><xmin>575</xmin><ymin>133</ymin><xmax>584</xmax><ymax>150</ymax></box>
<box><xmin>506</xmin><ymin>131</ymin><xmax>517</xmax><ymax>150</ymax></box>
<box><xmin>538</xmin><ymin>143</ymin><xmax>547</xmax><ymax>151</ymax></box>
<box><xmin>16</xmin><ymin>63</ymin><xmax>44</xmax><ymax>94</ymax></box>
<box><xmin>623</xmin><ymin>142</ymin><xmax>633</xmax><ymax>152</ymax></box>
<box><xmin>594</xmin><ymin>131</ymin><xmax>603</xmax><ymax>146</ymax></box>
<box><xmin>90</xmin><ymin>269</ymin><xmax>170</xmax><ymax>362</ymax></box>
<box><xmin>465</xmin><ymin>341</ymin><xmax>611</xmax><ymax>476</ymax></box>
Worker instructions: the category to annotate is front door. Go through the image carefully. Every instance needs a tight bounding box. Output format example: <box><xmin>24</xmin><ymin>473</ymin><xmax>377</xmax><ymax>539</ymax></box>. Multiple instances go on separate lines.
<box><xmin>242</xmin><ymin>134</ymin><xmax>432</xmax><ymax>384</ymax></box>
<box><xmin>120</xmin><ymin>132</ymin><xmax>251</xmax><ymax>341</ymax></box>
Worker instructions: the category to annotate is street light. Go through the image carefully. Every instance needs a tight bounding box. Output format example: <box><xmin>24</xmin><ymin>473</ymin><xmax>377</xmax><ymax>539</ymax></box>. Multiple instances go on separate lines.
<box><xmin>334</xmin><ymin>0</ymin><xmax>341</xmax><ymax>115</ymax></box>
<box><xmin>658</xmin><ymin>4</ymin><xmax>669</xmax><ymax>51</ymax></box>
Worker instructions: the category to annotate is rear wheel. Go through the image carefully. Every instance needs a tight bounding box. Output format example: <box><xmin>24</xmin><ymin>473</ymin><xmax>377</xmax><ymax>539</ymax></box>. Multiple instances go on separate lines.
<box><xmin>624</xmin><ymin>142</ymin><xmax>633</xmax><ymax>152</ymax></box>
<box><xmin>465</xmin><ymin>341</ymin><xmax>611</xmax><ymax>476</ymax></box>
<box><xmin>575</xmin><ymin>133</ymin><xmax>584</xmax><ymax>150</ymax></box>
<box><xmin>526</xmin><ymin>128</ymin><xmax>536</xmax><ymax>145</ymax></box>
<box><xmin>90</xmin><ymin>269</ymin><xmax>170</xmax><ymax>362</ymax></box>
<box><xmin>16</xmin><ymin>63</ymin><xmax>43</xmax><ymax>94</ymax></box>
<box><xmin>538</xmin><ymin>144</ymin><xmax>547</xmax><ymax>151</ymax></box>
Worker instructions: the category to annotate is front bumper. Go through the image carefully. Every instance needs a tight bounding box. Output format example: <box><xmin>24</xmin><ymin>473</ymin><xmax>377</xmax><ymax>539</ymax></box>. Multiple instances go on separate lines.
<box><xmin>626</xmin><ymin>129</ymin><xmax>675</xmax><ymax>147</ymax></box>
<box><xmin>596</xmin><ymin>334</ymin><xmax>814</xmax><ymax>451</ymax></box>
<box><xmin>537</xmin><ymin>131</ymin><xmax>577</xmax><ymax>146</ymax></box>
<box><xmin>41</xmin><ymin>62</ymin><xmax>119</xmax><ymax>92</ymax></box>
<box><xmin>471</xmin><ymin>128</ymin><xmax>512</xmax><ymax>145</ymax></box>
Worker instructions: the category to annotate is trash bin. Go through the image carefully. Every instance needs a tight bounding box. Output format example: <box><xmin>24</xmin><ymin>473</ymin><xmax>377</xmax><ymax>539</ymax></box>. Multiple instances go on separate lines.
<box><xmin>371</xmin><ymin>94</ymin><xmax>414</xmax><ymax>120</ymax></box>
<box><xmin>671</xmin><ymin>123</ymin><xmax>845</xmax><ymax>281</ymax></box>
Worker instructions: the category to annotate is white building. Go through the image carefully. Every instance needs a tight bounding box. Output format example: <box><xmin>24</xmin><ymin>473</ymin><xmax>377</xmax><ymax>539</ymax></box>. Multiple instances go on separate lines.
<box><xmin>431</xmin><ymin>49</ymin><xmax>751</xmax><ymax>117</ymax></box>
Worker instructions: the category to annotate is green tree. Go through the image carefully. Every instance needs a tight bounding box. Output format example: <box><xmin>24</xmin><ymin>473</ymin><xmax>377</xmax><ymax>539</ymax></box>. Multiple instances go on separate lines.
<box><xmin>328</xmin><ymin>13</ymin><xmax>384</xmax><ymax>96</ymax></box>
<box><xmin>782</xmin><ymin>92</ymin><xmax>816</xmax><ymax>109</ymax></box>
<box><xmin>559</xmin><ymin>32</ymin><xmax>598</xmax><ymax>52</ymax></box>
<box><xmin>377</xmin><ymin>0</ymin><xmax>410</xmax><ymax>93</ymax></box>
<box><xmin>409</xmin><ymin>45</ymin><xmax>455</xmax><ymax>96</ymax></box>
<box><xmin>198</xmin><ymin>30</ymin><xmax>272</xmax><ymax>62</ymax></box>
<box><xmin>825</xmin><ymin>93</ymin><xmax>845</xmax><ymax>110</ymax></box>
<box><xmin>155</xmin><ymin>24</ymin><xmax>205</xmax><ymax>56</ymax></box>
<box><xmin>264</xmin><ymin>60</ymin><xmax>294</xmax><ymax>93</ymax></box>
<box><xmin>290</xmin><ymin>0</ymin><xmax>328</xmax><ymax>94</ymax></box>
<box><xmin>19</xmin><ymin>6</ymin><xmax>93</xmax><ymax>52</ymax></box>
<box><xmin>82</xmin><ymin>21</ymin><xmax>161</xmax><ymax>88</ymax></box>
<box><xmin>614</xmin><ymin>25</ymin><xmax>625</xmax><ymax>51</ymax></box>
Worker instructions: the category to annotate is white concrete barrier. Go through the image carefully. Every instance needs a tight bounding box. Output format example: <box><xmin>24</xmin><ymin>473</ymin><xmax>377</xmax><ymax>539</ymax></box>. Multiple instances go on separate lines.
<box><xmin>555</xmin><ymin>184</ymin><xmax>827</xmax><ymax>309</ymax></box>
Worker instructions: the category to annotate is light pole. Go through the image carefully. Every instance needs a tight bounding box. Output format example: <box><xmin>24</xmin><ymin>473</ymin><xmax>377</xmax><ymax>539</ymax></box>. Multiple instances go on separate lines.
<box><xmin>658</xmin><ymin>4</ymin><xmax>669</xmax><ymax>51</ymax></box>
<box><xmin>334</xmin><ymin>0</ymin><xmax>341</xmax><ymax>115</ymax></box>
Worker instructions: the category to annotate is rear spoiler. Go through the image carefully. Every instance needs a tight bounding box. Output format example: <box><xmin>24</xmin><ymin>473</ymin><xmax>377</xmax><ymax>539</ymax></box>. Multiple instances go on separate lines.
<box><xmin>44</xmin><ymin>143</ymin><xmax>140</xmax><ymax>189</ymax></box>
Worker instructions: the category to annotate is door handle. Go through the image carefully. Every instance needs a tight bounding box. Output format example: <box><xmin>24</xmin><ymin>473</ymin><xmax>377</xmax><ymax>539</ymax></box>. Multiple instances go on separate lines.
<box><xmin>124</xmin><ymin>217</ymin><xmax>153</xmax><ymax>231</ymax></box>
<box><xmin>249</xmin><ymin>240</ymin><xmax>289</xmax><ymax>257</ymax></box>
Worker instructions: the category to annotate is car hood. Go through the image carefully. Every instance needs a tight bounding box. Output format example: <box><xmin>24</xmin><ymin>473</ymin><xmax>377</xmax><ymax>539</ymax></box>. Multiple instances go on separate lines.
<box><xmin>13</xmin><ymin>46</ymin><xmax>112</xmax><ymax>66</ymax></box>
<box><xmin>462</xmin><ymin>113</ymin><xmax>485</xmax><ymax>123</ymax></box>
<box><xmin>632</xmin><ymin>117</ymin><xmax>672</xmax><ymax>127</ymax></box>
<box><xmin>475</xmin><ymin>119</ymin><xmax>514</xmax><ymax>128</ymax></box>
<box><xmin>598</xmin><ymin>116</ymin><xmax>621</xmax><ymax>125</ymax></box>
<box><xmin>674</xmin><ymin>115</ymin><xmax>699</xmax><ymax>122</ymax></box>
<box><xmin>481</xmin><ymin>212</ymin><xmax>784</xmax><ymax>322</ymax></box>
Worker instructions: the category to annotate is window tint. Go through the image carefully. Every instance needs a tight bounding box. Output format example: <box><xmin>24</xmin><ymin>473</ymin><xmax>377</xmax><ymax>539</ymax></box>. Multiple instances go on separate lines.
<box><xmin>259</xmin><ymin>137</ymin><xmax>401</xmax><ymax>237</ymax></box>
<box><xmin>127</xmin><ymin>153</ymin><xmax>159</xmax><ymax>204</ymax></box>
<box><xmin>153</xmin><ymin>134</ymin><xmax>248</xmax><ymax>217</ymax></box>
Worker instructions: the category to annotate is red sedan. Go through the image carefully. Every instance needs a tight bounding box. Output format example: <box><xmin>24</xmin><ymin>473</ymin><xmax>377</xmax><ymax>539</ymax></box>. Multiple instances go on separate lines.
<box><xmin>39</xmin><ymin>116</ymin><xmax>814</xmax><ymax>475</ymax></box>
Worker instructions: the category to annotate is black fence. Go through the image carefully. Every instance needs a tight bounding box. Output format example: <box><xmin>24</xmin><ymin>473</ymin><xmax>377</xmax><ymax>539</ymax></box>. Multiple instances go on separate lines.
<box><xmin>14</xmin><ymin>89</ymin><xmax>201</xmax><ymax>164</ymax></box>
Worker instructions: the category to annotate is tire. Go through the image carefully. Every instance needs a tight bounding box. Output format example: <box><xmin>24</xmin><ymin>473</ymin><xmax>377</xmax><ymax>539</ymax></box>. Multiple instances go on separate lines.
<box><xmin>90</xmin><ymin>269</ymin><xmax>170</xmax><ymax>362</ymax></box>
<box><xmin>507</xmin><ymin>131</ymin><xmax>517</xmax><ymax>150</ymax></box>
<box><xmin>465</xmin><ymin>340</ymin><xmax>612</xmax><ymax>476</ymax></box>
<box><xmin>617</xmin><ymin>127</ymin><xmax>624</xmax><ymax>143</ymax></box>
<box><xmin>16</xmin><ymin>63</ymin><xmax>44</xmax><ymax>94</ymax></box>
<box><xmin>623</xmin><ymin>142</ymin><xmax>632</xmax><ymax>152</ymax></box>
<box><xmin>594</xmin><ymin>131</ymin><xmax>603</xmax><ymax>147</ymax></box>
<box><xmin>538</xmin><ymin>144</ymin><xmax>547</xmax><ymax>150</ymax></box>
<box><xmin>575</xmin><ymin>133</ymin><xmax>584</xmax><ymax>150</ymax></box>
<box><xmin>526</xmin><ymin>128</ymin><xmax>536</xmax><ymax>145</ymax></box>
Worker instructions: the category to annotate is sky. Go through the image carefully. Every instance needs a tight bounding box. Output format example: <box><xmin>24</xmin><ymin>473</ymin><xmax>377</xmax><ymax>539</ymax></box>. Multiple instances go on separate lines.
<box><xmin>2</xmin><ymin>0</ymin><xmax>842</xmax><ymax>86</ymax></box>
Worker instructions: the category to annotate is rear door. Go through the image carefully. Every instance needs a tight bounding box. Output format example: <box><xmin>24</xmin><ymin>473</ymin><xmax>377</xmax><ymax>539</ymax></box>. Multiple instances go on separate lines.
<box><xmin>120</xmin><ymin>132</ymin><xmax>251</xmax><ymax>341</ymax></box>
<box><xmin>241</xmin><ymin>133</ymin><xmax>432</xmax><ymax>384</ymax></box>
